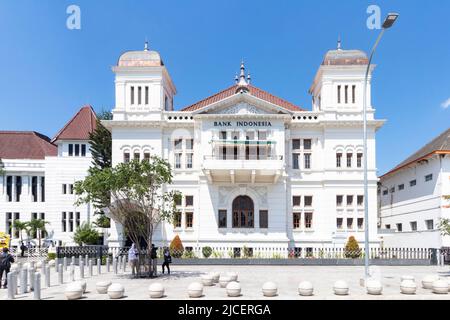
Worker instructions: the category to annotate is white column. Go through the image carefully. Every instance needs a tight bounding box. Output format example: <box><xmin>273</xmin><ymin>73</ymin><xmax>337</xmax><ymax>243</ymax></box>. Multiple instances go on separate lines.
<box><xmin>11</xmin><ymin>176</ymin><xmax>16</xmax><ymax>203</ymax></box>
<box><xmin>37</xmin><ymin>176</ymin><xmax>41</xmax><ymax>203</ymax></box>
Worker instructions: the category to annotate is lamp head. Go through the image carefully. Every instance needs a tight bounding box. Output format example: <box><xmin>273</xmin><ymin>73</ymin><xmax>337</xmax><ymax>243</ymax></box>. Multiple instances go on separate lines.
<box><xmin>382</xmin><ymin>13</ymin><xmax>399</xmax><ymax>29</ymax></box>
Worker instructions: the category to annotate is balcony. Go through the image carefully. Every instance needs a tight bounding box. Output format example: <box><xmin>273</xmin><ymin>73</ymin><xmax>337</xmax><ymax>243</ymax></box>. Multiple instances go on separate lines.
<box><xmin>202</xmin><ymin>139</ymin><xmax>284</xmax><ymax>184</ymax></box>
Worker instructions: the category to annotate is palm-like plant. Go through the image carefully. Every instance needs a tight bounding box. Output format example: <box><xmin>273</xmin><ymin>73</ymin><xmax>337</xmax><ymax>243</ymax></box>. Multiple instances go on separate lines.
<box><xmin>12</xmin><ymin>220</ymin><xmax>28</xmax><ymax>242</ymax></box>
<box><xmin>27</xmin><ymin>219</ymin><xmax>49</xmax><ymax>248</ymax></box>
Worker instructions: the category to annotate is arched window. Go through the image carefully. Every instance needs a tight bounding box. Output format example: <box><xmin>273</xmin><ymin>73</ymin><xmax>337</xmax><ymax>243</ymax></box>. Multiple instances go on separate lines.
<box><xmin>232</xmin><ymin>196</ymin><xmax>254</xmax><ymax>228</ymax></box>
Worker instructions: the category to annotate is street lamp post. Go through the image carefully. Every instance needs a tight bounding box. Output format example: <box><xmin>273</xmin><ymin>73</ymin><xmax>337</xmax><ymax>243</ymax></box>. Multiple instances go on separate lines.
<box><xmin>363</xmin><ymin>13</ymin><xmax>399</xmax><ymax>280</ymax></box>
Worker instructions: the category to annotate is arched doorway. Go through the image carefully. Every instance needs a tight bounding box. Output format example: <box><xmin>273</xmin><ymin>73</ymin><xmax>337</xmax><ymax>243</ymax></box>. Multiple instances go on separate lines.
<box><xmin>232</xmin><ymin>196</ymin><xmax>254</xmax><ymax>228</ymax></box>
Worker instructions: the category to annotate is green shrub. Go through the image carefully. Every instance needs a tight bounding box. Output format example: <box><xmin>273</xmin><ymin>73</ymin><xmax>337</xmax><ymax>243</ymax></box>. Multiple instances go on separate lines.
<box><xmin>202</xmin><ymin>246</ymin><xmax>212</xmax><ymax>258</ymax></box>
<box><xmin>182</xmin><ymin>250</ymin><xmax>196</xmax><ymax>259</ymax></box>
<box><xmin>170</xmin><ymin>235</ymin><xmax>184</xmax><ymax>258</ymax></box>
<box><xmin>344</xmin><ymin>236</ymin><xmax>362</xmax><ymax>258</ymax></box>
<box><xmin>47</xmin><ymin>252</ymin><xmax>56</xmax><ymax>261</ymax></box>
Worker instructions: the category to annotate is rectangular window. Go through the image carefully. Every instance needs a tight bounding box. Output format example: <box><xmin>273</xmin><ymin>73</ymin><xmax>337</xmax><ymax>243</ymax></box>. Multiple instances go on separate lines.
<box><xmin>336</xmin><ymin>218</ymin><xmax>343</xmax><ymax>230</ymax></box>
<box><xmin>385</xmin><ymin>224</ymin><xmax>391</xmax><ymax>229</ymax></box>
<box><xmin>69</xmin><ymin>212</ymin><xmax>74</xmax><ymax>232</ymax></box>
<box><xmin>124</xmin><ymin>152</ymin><xmax>130</xmax><ymax>163</ymax></box>
<box><xmin>347</xmin><ymin>218</ymin><xmax>353</xmax><ymax>229</ymax></box>
<box><xmin>138</xmin><ymin>86</ymin><xmax>142</xmax><ymax>104</ymax></box>
<box><xmin>175</xmin><ymin>196</ymin><xmax>182</xmax><ymax>207</ymax></box>
<box><xmin>304</xmin><ymin>212</ymin><xmax>313</xmax><ymax>229</ymax></box>
<box><xmin>396</xmin><ymin>223</ymin><xmax>402</xmax><ymax>232</ymax></box>
<box><xmin>185</xmin><ymin>212</ymin><xmax>193</xmax><ymax>228</ymax></box>
<box><xmin>425</xmin><ymin>219</ymin><xmax>434</xmax><ymax>230</ymax></box>
<box><xmin>15</xmin><ymin>176</ymin><xmax>22</xmax><ymax>202</ymax></box>
<box><xmin>68</xmin><ymin>144</ymin><xmax>73</xmax><ymax>156</ymax></box>
<box><xmin>185</xmin><ymin>196</ymin><xmax>193</xmax><ymax>207</ymax></box>
<box><xmin>292</xmin><ymin>139</ymin><xmax>301</xmax><ymax>150</ymax></box>
<box><xmin>357</xmin><ymin>218</ymin><xmax>364</xmax><ymax>230</ymax></box>
<box><xmin>292</xmin><ymin>153</ymin><xmax>299</xmax><ymax>170</ymax></box>
<box><xmin>174</xmin><ymin>139</ymin><xmax>182</xmax><ymax>150</ymax></box>
<box><xmin>220</xmin><ymin>131</ymin><xmax>227</xmax><ymax>140</ymax></box>
<box><xmin>62</xmin><ymin>184</ymin><xmax>67</xmax><ymax>194</ymax></box>
<box><xmin>218</xmin><ymin>210</ymin><xmax>227</xmax><ymax>228</ymax></box>
<box><xmin>186</xmin><ymin>139</ymin><xmax>194</xmax><ymax>150</ymax></box>
<box><xmin>259</xmin><ymin>210</ymin><xmax>268</xmax><ymax>229</ymax></box>
<box><xmin>337</xmin><ymin>85</ymin><xmax>341</xmax><ymax>104</ymax></box>
<box><xmin>6</xmin><ymin>176</ymin><xmax>12</xmax><ymax>202</ymax></box>
<box><xmin>336</xmin><ymin>153</ymin><xmax>342</xmax><ymax>168</ymax></box>
<box><xmin>62</xmin><ymin>212</ymin><xmax>67</xmax><ymax>232</ymax></box>
<box><xmin>144</xmin><ymin>152</ymin><xmax>150</xmax><ymax>161</ymax></box>
<box><xmin>81</xmin><ymin>144</ymin><xmax>86</xmax><ymax>157</ymax></box>
<box><xmin>6</xmin><ymin>213</ymin><xmax>12</xmax><ymax>236</ymax></box>
<box><xmin>293</xmin><ymin>212</ymin><xmax>301</xmax><ymax>229</ymax></box>
<box><xmin>409</xmin><ymin>179</ymin><xmax>416</xmax><ymax>187</ymax></box>
<box><xmin>293</xmin><ymin>196</ymin><xmax>301</xmax><ymax>207</ymax></box>
<box><xmin>346</xmin><ymin>153</ymin><xmax>352</xmax><ymax>168</ymax></box>
<box><xmin>32</xmin><ymin>212</ymin><xmax>38</xmax><ymax>220</ymax></box>
<box><xmin>186</xmin><ymin>153</ymin><xmax>193</xmax><ymax>169</ymax></box>
<box><xmin>304</xmin><ymin>153</ymin><xmax>311</xmax><ymax>169</ymax></box>
<box><xmin>425</xmin><ymin>174</ymin><xmax>433</xmax><ymax>182</ymax></box>
<box><xmin>174</xmin><ymin>212</ymin><xmax>181</xmax><ymax>228</ymax></box>
<box><xmin>336</xmin><ymin>195</ymin><xmax>343</xmax><ymax>207</ymax></box>
<box><xmin>390</xmin><ymin>187</ymin><xmax>395</xmax><ymax>193</ymax></box>
<box><xmin>40</xmin><ymin>213</ymin><xmax>45</xmax><ymax>220</ymax></box>
<box><xmin>344</xmin><ymin>85</ymin><xmax>348</xmax><ymax>103</ymax></box>
<box><xmin>357</xmin><ymin>195</ymin><xmax>363</xmax><ymax>206</ymax></box>
<box><xmin>346</xmin><ymin>195</ymin><xmax>353</xmax><ymax>206</ymax></box>
<box><xmin>40</xmin><ymin>177</ymin><xmax>45</xmax><ymax>202</ymax></box>
<box><xmin>382</xmin><ymin>189</ymin><xmax>388</xmax><ymax>195</ymax></box>
<box><xmin>175</xmin><ymin>153</ymin><xmax>182</xmax><ymax>169</ymax></box>
<box><xmin>304</xmin><ymin>196</ymin><xmax>313</xmax><ymax>207</ymax></box>
<box><xmin>131</xmin><ymin>86</ymin><xmax>135</xmax><ymax>105</ymax></box>
<box><xmin>69</xmin><ymin>184</ymin><xmax>74</xmax><ymax>194</ymax></box>
<box><xmin>398</xmin><ymin>184</ymin><xmax>405</xmax><ymax>191</ymax></box>
<box><xmin>74</xmin><ymin>144</ymin><xmax>79</xmax><ymax>156</ymax></box>
<box><xmin>352</xmin><ymin>85</ymin><xmax>356</xmax><ymax>103</ymax></box>
<box><xmin>134</xmin><ymin>152</ymin><xmax>140</xmax><ymax>161</ymax></box>
<box><xmin>258</xmin><ymin>131</ymin><xmax>267</xmax><ymax>140</ymax></box>
<box><xmin>145</xmin><ymin>86</ymin><xmax>149</xmax><ymax>104</ymax></box>
<box><xmin>410</xmin><ymin>221</ymin><xmax>417</xmax><ymax>231</ymax></box>
<box><xmin>357</xmin><ymin>153</ymin><xmax>363</xmax><ymax>168</ymax></box>
<box><xmin>75</xmin><ymin>212</ymin><xmax>80</xmax><ymax>228</ymax></box>
<box><xmin>32</xmin><ymin>176</ymin><xmax>38</xmax><ymax>202</ymax></box>
<box><xmin>303</xmin><ymin>139</ymin><xmax>312</xmax><ymax>150</ymax></box>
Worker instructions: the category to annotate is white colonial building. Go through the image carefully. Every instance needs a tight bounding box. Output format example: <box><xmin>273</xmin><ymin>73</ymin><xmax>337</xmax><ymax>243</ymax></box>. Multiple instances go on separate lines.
<box><xmin>0</xmin><ymin>106</ymin><xmax>97</xmax><ymax>247</ymax></box>
<box><xmin>103</xmin><ymin>42</ymin><xmax>385</xmax><ymax>254</ymax></box>
<box><xmin>378</xmin><ymin>128</ymin><xmax>450</xmax><ymax>248</ymax></box>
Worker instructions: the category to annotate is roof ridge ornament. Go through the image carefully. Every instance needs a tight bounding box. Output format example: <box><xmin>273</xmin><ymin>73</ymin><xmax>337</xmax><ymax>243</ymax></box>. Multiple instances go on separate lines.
<box><xmin>235</xmin><ymin>60</ymin><xmax>250</xmax><ymax>93</ymax></box>
<box><xmin>337</xmin><ymin>35</ymin><xmax>342</xmax><ymax>51</ymax></box>
<box><xmin>144</xmin><ymin>39</ymin><xmax>149</xmax><ymax>51</ymax></box>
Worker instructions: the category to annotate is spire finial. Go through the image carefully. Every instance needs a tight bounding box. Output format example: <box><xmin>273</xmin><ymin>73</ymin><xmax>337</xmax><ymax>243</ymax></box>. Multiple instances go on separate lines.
<box><xmin>337</xmin><ymin>35</ymin><xmax>342</xmax><ymax>50</ymax></box>
<box><xmin>144</xmin><ymin>38</ymin><xmax>149</xmax><ymax>51</ymax></box>
<box><xmin>247</xmin><ymin>71</ymin><xmax>251</xmax><ymax>85</ymax></box>
<box><xmin>234</xmin><ymin>73</ymin><xmax>239</xmax><ymax>84</ymax></box>
<box><xmin>237</xmin><ymin>59</ymin><xmax>248</xmax><ymax>85</ymax></box>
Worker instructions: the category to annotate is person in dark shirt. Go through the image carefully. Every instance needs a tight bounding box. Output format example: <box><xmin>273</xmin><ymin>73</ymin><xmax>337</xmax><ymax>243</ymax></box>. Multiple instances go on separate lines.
<box><xmin>0</xmin><ymin>248</ymin><xmax>15</xmax><ymax>289</ymax></box>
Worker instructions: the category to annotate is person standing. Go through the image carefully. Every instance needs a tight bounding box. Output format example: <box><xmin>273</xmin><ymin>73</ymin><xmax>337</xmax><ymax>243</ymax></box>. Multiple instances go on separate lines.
<box><xmin>161</xmin><ymin>247</ymin><xmax>172</xmax><ymax>275</ymax></box>
<box><xmin>0</xmin><ymin>248</ymin><xmax>15</xmax><ymax>289</ymax></box>
<box><xmin>150</xmin><ymin>244</ymin><xmax>158</xmax><ymax>277</ymax></box>
<box><xmin>128</xmin><ymin>243</ymin><xmax>139</xmax><ymax>278</ymax></box>
<box><xmin>20</xmin><ymin>242</ymin><xmax>26</xmax><ymax>257</ymax></box>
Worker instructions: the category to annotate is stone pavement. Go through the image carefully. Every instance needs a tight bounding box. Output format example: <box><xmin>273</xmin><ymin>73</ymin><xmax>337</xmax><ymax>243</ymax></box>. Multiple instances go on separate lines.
<box><xmin>2</xmin><ymin>264</ymin><xmax>450</xmax><ymax>300</ymax></box>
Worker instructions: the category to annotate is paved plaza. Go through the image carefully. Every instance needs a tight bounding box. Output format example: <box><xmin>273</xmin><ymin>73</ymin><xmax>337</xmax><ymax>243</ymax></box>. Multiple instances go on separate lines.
<box><xmin>2</xmin><ymin>263</ymin><xmax>450</xmax><ymax>300</ymax></box>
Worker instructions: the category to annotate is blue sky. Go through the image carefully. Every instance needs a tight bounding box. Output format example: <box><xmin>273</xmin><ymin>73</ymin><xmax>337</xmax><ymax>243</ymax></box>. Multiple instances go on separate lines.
<box><xmin>0</xmin><ymin>0</ymin><xmax>449</xmax><ymax>175</ymax></box>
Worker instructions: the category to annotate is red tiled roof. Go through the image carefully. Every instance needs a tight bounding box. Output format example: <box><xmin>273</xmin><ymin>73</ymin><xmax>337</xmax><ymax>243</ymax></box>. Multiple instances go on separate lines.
<box><xmin>181</xmin><ymin>84</ymin><xmax>304</xmax><ymax>112</ymax></box>
<box><xmin>52</xmin><ymin>105</ymin><xmax>97</xmax><ymax>142</ymax></box>
<box><xmin>0</xmin><ymin>131</ymin><xmax>57</xmax><ymax>160</ymax></box>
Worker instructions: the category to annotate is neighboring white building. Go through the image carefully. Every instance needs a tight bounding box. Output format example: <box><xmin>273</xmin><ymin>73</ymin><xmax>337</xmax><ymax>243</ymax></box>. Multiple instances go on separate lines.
<box><xmin>0</xmin><ymin>106</ymin><xmax>97</xmax><ymax>247</ymax></box>
<box><xmin>378</xmin><ymin>128</ymin><xmax>450</xmax><ymax>248</ymax></box>
<box><xmin>103</xmin><ymin>42</ymin><xmax>385</xmax><ymax>253</ymax></box>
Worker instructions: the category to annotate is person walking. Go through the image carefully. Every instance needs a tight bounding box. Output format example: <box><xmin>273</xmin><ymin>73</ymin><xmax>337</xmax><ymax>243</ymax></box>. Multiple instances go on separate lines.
<box><xmin>150</xmin><ymin>244</ymin><xmax>158</xmax><ymax>277</ymax></box>
<box><xmin>0</xmin><ymin>248</ymin><xmax>15</xmax><ymax>289</ymax></box>
<box><xmin>161</xmin><ymin>247</ymin><xmax>172</xmax><ymax>275</ymax></box>
<box><xmin>20</xmin><ymin>242</ymin><xmax>26</xmax><ymax>257</ymax></box>
<box><xmin>128</xmin><ymin>243</ymin><xmax>139</xmax><ymax>278</ymax></box>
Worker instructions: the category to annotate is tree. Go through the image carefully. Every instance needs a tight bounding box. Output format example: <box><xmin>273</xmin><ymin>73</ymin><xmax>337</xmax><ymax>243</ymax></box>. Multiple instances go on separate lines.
<box><xmin>75</xmin><ymin>156</ymin><xmax>180</xmax><ymax>275</ymax></box>
<box><xmin>344</xmin><ymin>236</ymin><xmax>361</xmax><ymax>258</ymax></box>
<box><xmin>12</xmin><ymin>220</ymin><xmax>28</xmax><ymax>242</ymax></box>
<box><xmin>438</xmin><ymin>196</ymin><xmax>450</xmax><ymax>235</ymax></box>
<box><xmin>27</xmin><ymin>219</ymin><xmax>49</xmax><ymax>248</ymax></box>
<box><xmin>170</xmin><ymin>235</ymin><xmax>184</xmax><ymax>258</ymax></box>
<box><xmin>93</xmin><ymin>213</ymin><xmax>111</xmax><ymax>228</ymax></box>
<box><xmin>73</xmin><ymin>222</ymin><xmax>100</xmax><ymax>246</ymax></box>
<box><xmin>85</xmin><ymin>110</ymin><xmax>113</xmax><ymax>212</ymax></box>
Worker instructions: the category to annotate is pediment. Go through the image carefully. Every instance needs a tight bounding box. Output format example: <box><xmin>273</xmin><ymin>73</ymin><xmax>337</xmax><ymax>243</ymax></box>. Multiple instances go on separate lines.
<box><xmin>216</xmin><ymin>102</ymin><xmax>269</xmax><ymax>115</ymax></box>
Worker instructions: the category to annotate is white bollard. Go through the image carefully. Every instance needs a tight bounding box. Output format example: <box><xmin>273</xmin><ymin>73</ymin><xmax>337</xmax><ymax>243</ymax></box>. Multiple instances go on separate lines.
<box><xmin>45</xmin><ymin>266</ymin><xmax>51</xmax><ymax>288</ymax></box>
<box><xmin>7</xmin><ymin>272</ymin><xmax>15</xmax><ymax>300</ymax></box>
<box><xmin>106</xmin><ymin>257</ymin><xmax>110</xmax><ymax>273</ymax></box>
<box><xmin>113</xmin><ymin>257</ymin><xmax>118</xmax><ymax>274</ymax></box>
<box><xmin>58</xmin><ymin>264</ymin><xmax>64</xmax><ymax>285</ymax></box>
<box><xmin>63</xmin><ymin>257</ymin><xmax>67</xmax><ymax>271</ymax></box>
<box><xmin>79</xmin><ymin>261</ymin><xmax>84</xmax><ymax>279</ymax></box>
<box><xmin>34</xmin><ymin>273</ymin><xmax>41</xmax><ymax>300</ymax></box>
<box><xmin>79</xmin><ymin>255</ymin><xmax>83</xmax><ymax>266</ymax></box>
<box><xmin>20</xmin><ymin>268</ymin><xmax>28</xmax><ymax>294</ymax></box>
<box><xmin>29</xmin><ymin>267</ymin><xmax>35</xmax><ymax>291</ymax></box>
<box><xmin>97</xmin><ymin>258</ymin><xmax>101</xmax><ymax>275</ymax></box>
<box><xmin>70</xmin><ymin>262</ymin><xmax>75</xmax><ymax>282</ymax></box>
<box><xmin>71</xmin><ymin>256</ymin><xmax>75</xmax><ymax>266</ymax></box>
<box><xmin>89</xmin><ymin>259</ymin><xmax>93</xmax><ymax>277</ymax></box>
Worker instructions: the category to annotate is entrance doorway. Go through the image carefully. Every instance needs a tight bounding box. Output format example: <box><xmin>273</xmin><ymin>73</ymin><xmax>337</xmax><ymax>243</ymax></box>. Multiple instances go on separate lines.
<box><xmin>232</xmin><ymin>196</ymin><xmax>254</xmax><ymax>228</ymax></box>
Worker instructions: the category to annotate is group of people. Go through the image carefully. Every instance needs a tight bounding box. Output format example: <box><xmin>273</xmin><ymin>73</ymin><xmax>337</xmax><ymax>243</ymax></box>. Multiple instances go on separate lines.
<box><xmin>127</xmin><ymin>243</ymin><xmax>172</xmax><ymax>278</ymax></box>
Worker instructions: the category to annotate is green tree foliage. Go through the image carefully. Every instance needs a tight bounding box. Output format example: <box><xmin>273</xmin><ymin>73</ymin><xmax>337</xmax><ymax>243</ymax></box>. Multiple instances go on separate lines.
<box><xmin>438</xmin><ymin>196</ymin><xmax>450</xmax><ymax>236</ymax></box>
<box><xmin>73</xmin><ymin>222</ymin><xmax>100</xmax><ymax>246</ymax></box>
<box><xmin>75</xmin><ymin>156</ymin><xmax>180</xmax><ymax>270</ymax></box>
<box><xmin>93</xmin><ymin>213</ymin><xmax>111</xmax><ymax>228</ymax></box>
<box><xmin>202</xmin><ymin>246</ymin><xmax>212</xmax><ymax>258</ymax></box>
<box><xmin>170</xmin><ymin>235</ymin><xmax>184</xmax><ymax>258</ymax></box>
<box><xmin>12</xmin><ymin>220</ymin><xmax>28</xmax><ymax>242</ymax></box>
<box><xmin>344</xmin><ymin>236</ymin><xmax>361</xmax><ymax>258</ymax></box>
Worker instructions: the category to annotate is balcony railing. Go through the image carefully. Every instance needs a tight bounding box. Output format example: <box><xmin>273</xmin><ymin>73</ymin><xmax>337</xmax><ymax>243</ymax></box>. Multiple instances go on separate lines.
<box><xmin>211</xmin><ymin>139</ymin><xmax>276</xmax><ymax>145</ymax></box>
<box><xmin>204</xmin><ymin>155</ymin><xmax>283</xmax><ymax>160</ymax></box>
